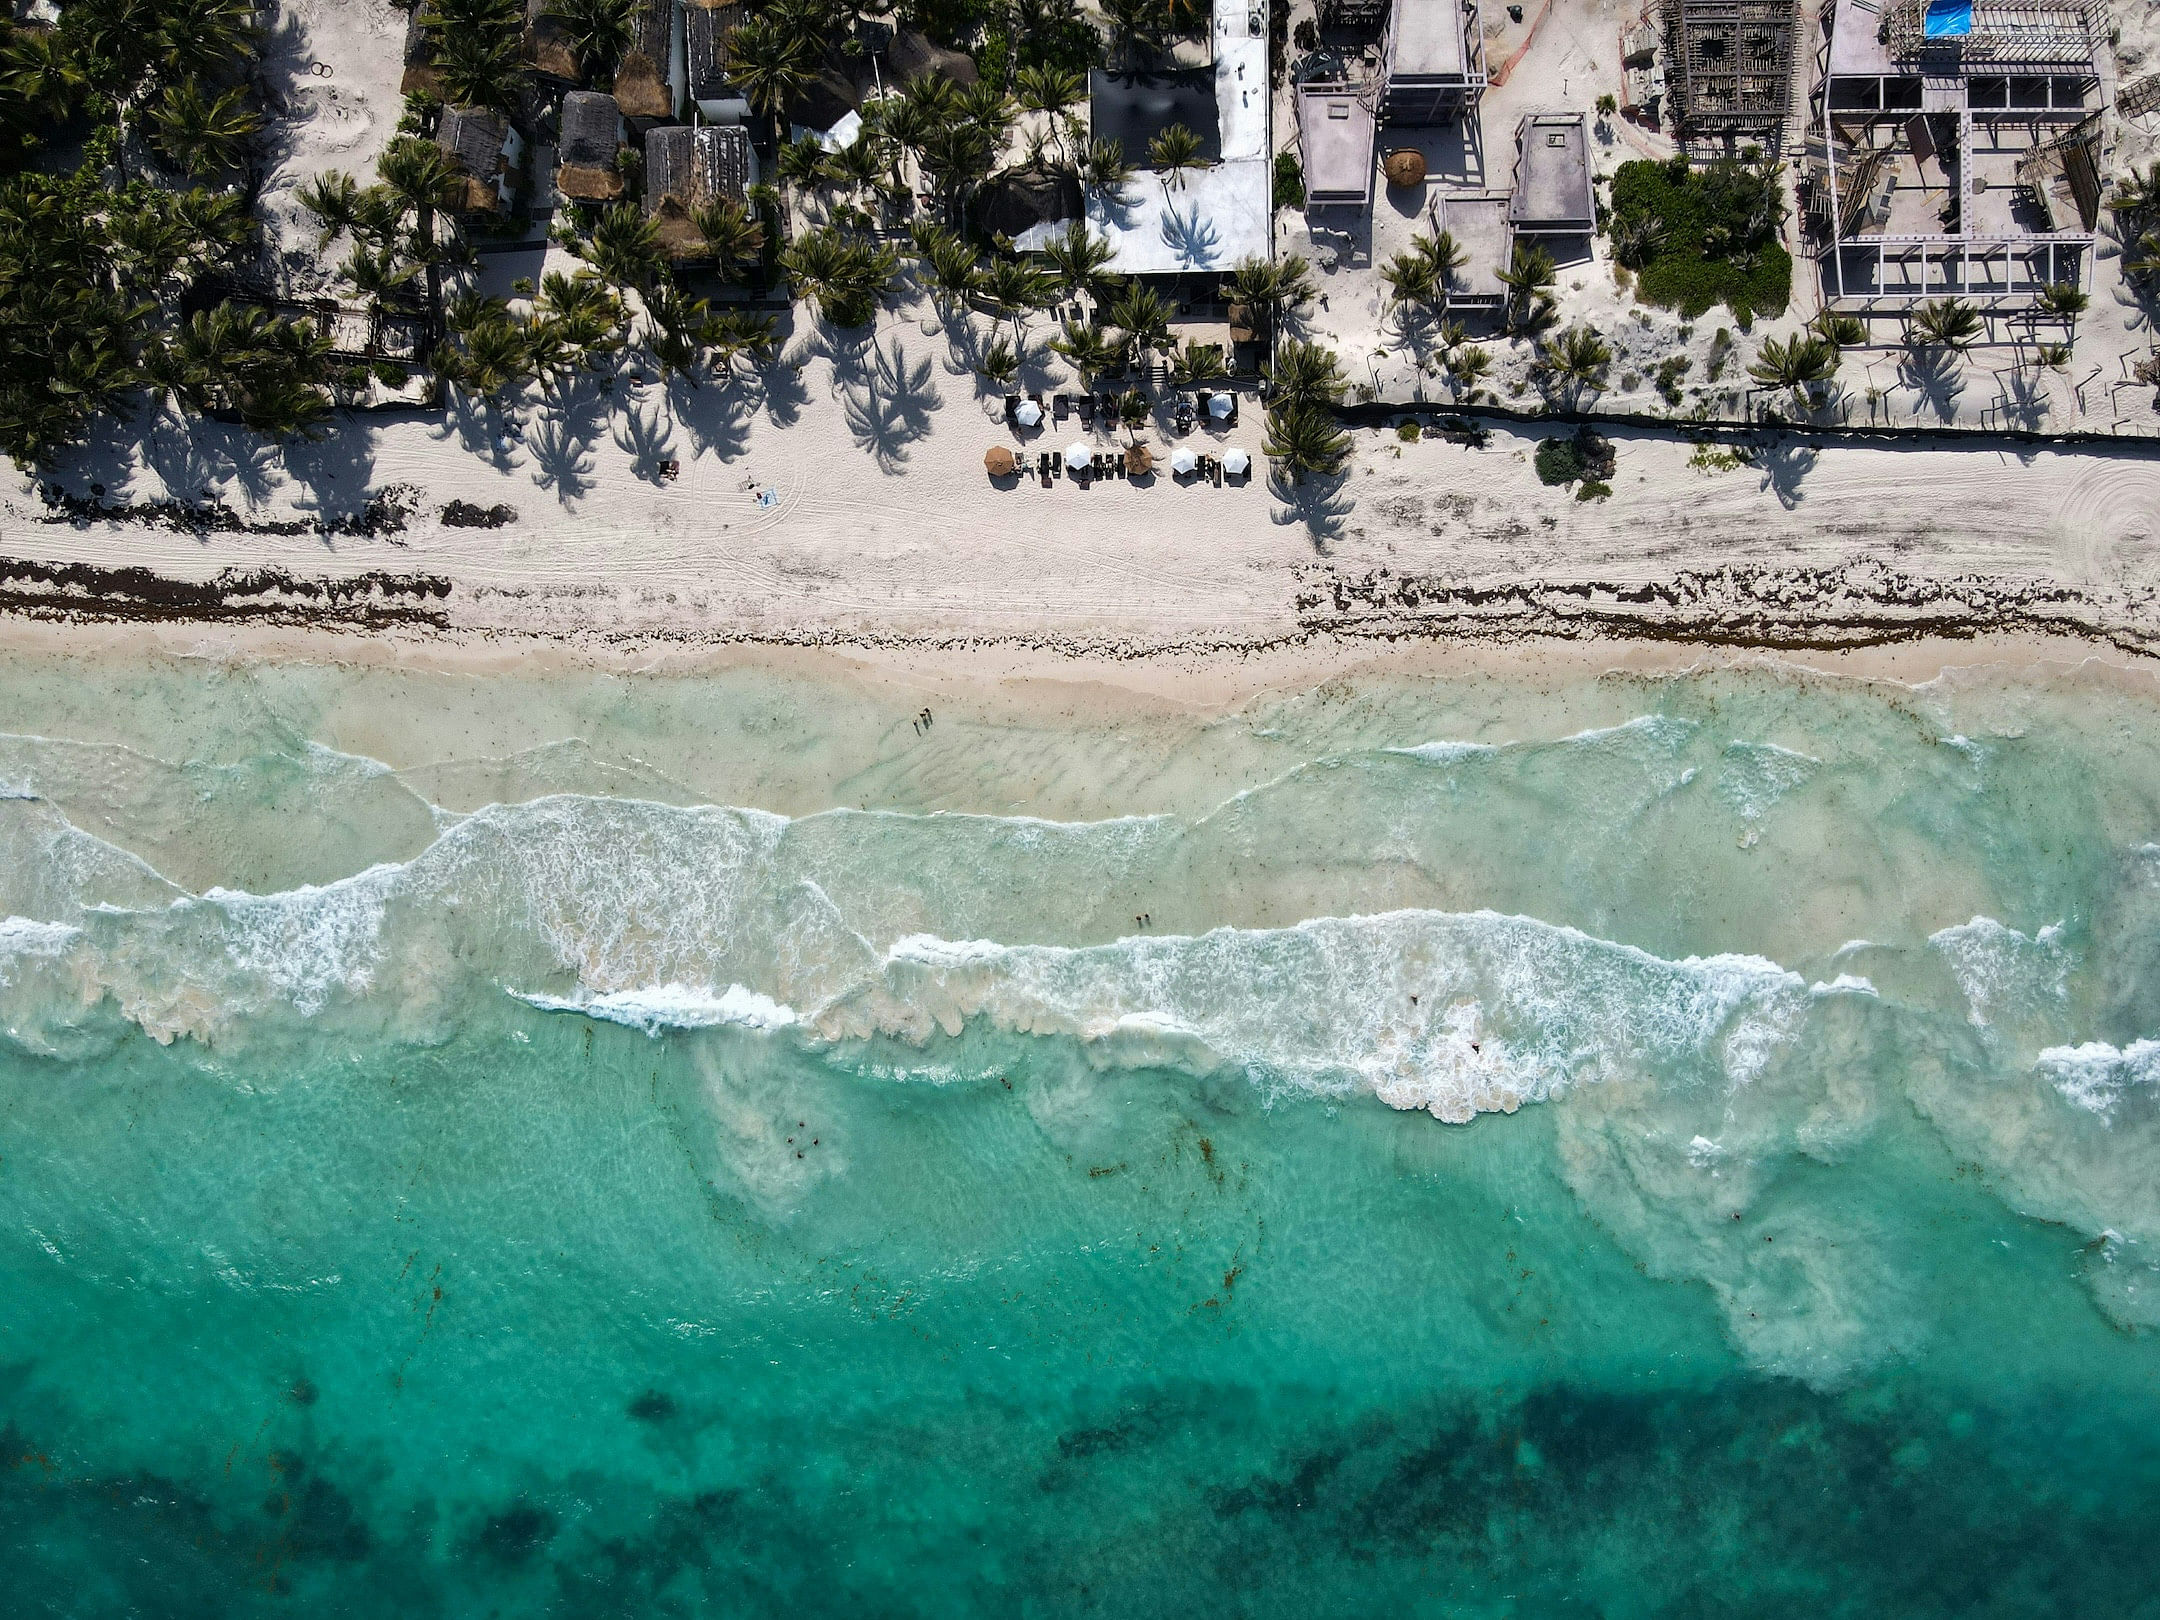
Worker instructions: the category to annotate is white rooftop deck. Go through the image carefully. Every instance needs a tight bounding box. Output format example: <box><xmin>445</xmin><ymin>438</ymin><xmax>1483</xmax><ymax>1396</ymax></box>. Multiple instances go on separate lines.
<box><xmin>1392</xmin><ymin>0</ymin><xmax>1472</xmax><ymax>79</ymax></box>
<box><xmin>1086</xmin><ymin>0</ymin><xmax>1272</xmax><ymax>274</ymax></box>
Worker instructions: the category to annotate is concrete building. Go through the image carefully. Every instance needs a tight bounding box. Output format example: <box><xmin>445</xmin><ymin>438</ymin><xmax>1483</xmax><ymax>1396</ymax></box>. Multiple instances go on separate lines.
<box><xmin>1295</xmin><ymin>81</ymin><xmax>1379</xmax><ymax>211</ymax></box>
<box><xmin>1381</xmin><ymin>0</ymin><xmax>1487</xmax><ymax>125</ymax></box>
<box><xmin>1809</xmin><ymin>0</ymin><xmax>2102</xmax><ymax>305</ymax></box>
<box><xmin>1086</xmin><ymin>0</ymin><xmax>1271</xmax><ymax>276</ymax></box>
<box><xmin>1437</xmin><ymin>192</ymin><xmax>1512</xmax><ymax>307</ymax></box>
<box><xmin>1508</xmin><ymin>112</ymin><xmax>1595</xmax><ymax>239</ymax></box>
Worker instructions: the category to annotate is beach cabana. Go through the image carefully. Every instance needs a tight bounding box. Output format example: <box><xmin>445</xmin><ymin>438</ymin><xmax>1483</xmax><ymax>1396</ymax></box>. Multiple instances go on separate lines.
<box><xmin>556</xmin><ymin>91</ymin><xmax>626</xmax><ymax>203</ymax></box>
<box><xmin>612</xmin><ymin>0</ymin><xmax>681</xmax><ymax>123</ymax></box>
<box><xmin>643</xmin><ymin>124</ymin><xmax>755</xmax><ymax>260</ymax></box>
<box><xmin>436</xmin><ymin>105</ymin><xmax>524</xmax><ymax>215</ymax></box>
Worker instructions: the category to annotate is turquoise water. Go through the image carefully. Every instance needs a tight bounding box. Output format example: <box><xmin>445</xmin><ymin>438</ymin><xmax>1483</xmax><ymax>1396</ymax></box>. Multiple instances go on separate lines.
<box><xmin>5</xmin><ymin>653</ymin><xmax>2160</xmax><ymax>1615</ymax></box>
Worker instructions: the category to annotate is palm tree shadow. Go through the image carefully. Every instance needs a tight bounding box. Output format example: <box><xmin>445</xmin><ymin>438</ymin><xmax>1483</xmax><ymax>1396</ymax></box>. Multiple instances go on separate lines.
<box><xmin>835</xmin><ymin>335</ymin><xmax>943</xmax><ymax>471</ymax></box>
<box><xmin>610</xmin><ymin>391</ymin><xmax>679</xmax><ymax>483</ymax></box>
<box><xmin>433</xmin><ymin>387</ymin><xmax>519</xmax><ymax>467</ymax></box>
<box><xmin>1159</xmin><ymin>203</ymin><xmax>1223</xmax><ymax>270</ymax></box>
<box><xmin>1898</xmin><ymin>347</ymin><xmax>1967</xmax><ymax>423</ymax></box>
<box><xmin>1994</xmin><ymin>365</ymin><xmax>2053</xmax><ymax>432</ymax></box>
<box><xmin>526</xmin><ymin>380</ymin><xmax>608</xmax><ymax>502</ymax></box>
<box><xmin>1269</xmin><ymin>467</ymin><xmax>1354</xmax><ymax>548</ymax></box>
<box><xmin>282</xmin><ymin>417</ymin><xmax>384</xmax><ymax>535</ymax></box>
<box><xmin>667</xmin><ymin>375</ymin><xmax>755</xmax><ymax>463</ymax></box>
<box><xmin>1754</xmin><ymin>438</ymin><xmax>1817</xmax><ymax>509</ymax></box>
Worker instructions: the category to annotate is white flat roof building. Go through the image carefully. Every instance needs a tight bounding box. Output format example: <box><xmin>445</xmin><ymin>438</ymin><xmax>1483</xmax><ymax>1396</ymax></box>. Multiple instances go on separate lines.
<box><xmin>1086</xmin><ymin>0</ymin><xmax>1272</xmax><ymax>275</ymax></box>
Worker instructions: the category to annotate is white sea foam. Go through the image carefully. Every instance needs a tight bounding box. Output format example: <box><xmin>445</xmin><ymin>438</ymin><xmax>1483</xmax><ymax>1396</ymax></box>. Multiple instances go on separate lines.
<box><xmin>514</xmin><ymin>982</ymin><xmax>798</xmax><ymax>1036</ymax></box>
<box><xmin>1389</xmin><ymin>740</ymin><xmax>1503</xmax><ymax>764</ymax></box>
<box><xmin>2036</xmin><ymin>1039</ymin><xmax>2160</xmax><ymax>1123</ymax></box>
<box><xmin>1716</xmin><ymin>740</ymin><xmax>1822</xmax><ymax>822</ymax></box>
<box><xmin>1928</xmin><ymin>916</ymin><xmax>2071</xmax><ymax>1030</ymax></box>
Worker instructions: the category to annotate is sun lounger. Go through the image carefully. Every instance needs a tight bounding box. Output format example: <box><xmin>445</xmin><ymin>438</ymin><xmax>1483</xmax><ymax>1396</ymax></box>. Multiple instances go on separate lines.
<box><xmin>1077</xmin><ymin>397</ymin><xmax>1094</xmax><ymax>427</ymax></box>
<box><xmin>1054</xmin><ymin>394</ymin><xmax>1070</xmax><ymax>421</ymax></box>
<box><xmin>1004</xmin><ymin>393</ymin><xmax>1020</xmax><ymax>420</ymax></box>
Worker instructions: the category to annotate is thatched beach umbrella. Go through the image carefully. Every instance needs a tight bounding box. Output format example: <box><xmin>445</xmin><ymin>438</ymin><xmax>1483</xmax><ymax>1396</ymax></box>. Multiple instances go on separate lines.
<box><xmin>1384</xmin><ymin>149</ymin><xmax>1427</xmax><ymax>189</ymax></box>
<box><xmin>1125</xmin><ymin>443</ymin><xmax>1153</xmax><ymax>476</ymax></box>
<box><xmin>985</xmin><ymin>446</ymin><xmax>1016</xmax><ymax>477</ymax></box>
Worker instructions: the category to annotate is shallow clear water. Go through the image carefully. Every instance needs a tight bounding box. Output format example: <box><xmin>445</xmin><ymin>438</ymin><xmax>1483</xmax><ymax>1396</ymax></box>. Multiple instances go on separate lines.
<box><xmin>5</xmin><ymin>653</ymin><xmax>2160</xmax><ymax>1616</ymax></box>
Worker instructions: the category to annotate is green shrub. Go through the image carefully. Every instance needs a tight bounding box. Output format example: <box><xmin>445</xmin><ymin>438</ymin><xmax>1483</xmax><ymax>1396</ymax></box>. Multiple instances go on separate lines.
<box><xmin>1576</xmin><ymin>478</ymin><xmax>1613</xmax><ymax>501</ymax></box>
<box><xmin>1534</xmin><ymin>438</ymin><xmax>1583</xmax><ymax>485</ymax></box>
<box><xmin>1608</xmin><ymin>158</ymin><xmax>1791</xmax><ymax>321</ymax></box>
<box><xmin>1273</xmin><ymin>150</ymin><xmax>1305</xmax><ymax>211</ymax></box>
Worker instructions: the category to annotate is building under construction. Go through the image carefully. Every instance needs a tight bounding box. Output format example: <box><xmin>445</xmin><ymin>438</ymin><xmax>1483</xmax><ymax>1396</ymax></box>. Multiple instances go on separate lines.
<box><xmin>1808</xmin><ymin>0</ymin><xmax>2104</xmax><ymax>307</ymax></box>
<box><xmin>1662</xmin><ymin>0</ymin><xmax>1799</xmax><ymax>138</ymax></box>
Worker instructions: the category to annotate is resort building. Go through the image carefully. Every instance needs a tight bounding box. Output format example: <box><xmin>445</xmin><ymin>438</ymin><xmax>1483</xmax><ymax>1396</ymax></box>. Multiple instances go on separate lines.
<box><xmin>1295</xmin><ymin>80</ymin><xmax>1380</xmax><ymax>212</ymax></box>
<box><xmin>435</xmin><ymin>105</ymin><xmax>525</xmax><ymax>216</ymax></box>
<box><xmin>611</xmin><ymin>0</ymin><xmax>682</xmax><ymax>124</ymax></box>
<box><xmin>643</xmin><ymin>123</ymin><xmax>755</xmax><ymax>261</ymax></box>
<box><xmin>555</xmin><ymin>90</ymin><xmax>627</xmax><ymax>203</ymax></box>
<box><xmin>1508</xmin><ymin>112</ymin><xmax>1596</xmax><ymax>242</ymax></box>
<box><xmin>1662</xmin><ymin>0</ymin><xmax>1797</xmax><ymax>140</ymax></box>
<box><xmin>1808</xmin><ymin>0</ymin><xmax>2104</xmax><ymax>306</ymax></box>
<box><xmin>1085</xmin><ymin>0</ymin><xmax>1271</xmax><ymax>275</ymax></box>
<box><xmin>1436</xmin><ymin>191</ymin><xmax>1513</xmax><ymax>307</ymax></box>
<box><xmin>685</xmin><ymin>0</ymin><xmax>752</xmax><ymax>123</ymax></box>
<box><xmin>523</xmin><ymin>0</ymin><xmax>580</xmax><ymax>83</ymax></box>
<box><xmin>1380</xmin><ymin>0</ymin><xmax>1488</xmax><ymax>125</ymax></box>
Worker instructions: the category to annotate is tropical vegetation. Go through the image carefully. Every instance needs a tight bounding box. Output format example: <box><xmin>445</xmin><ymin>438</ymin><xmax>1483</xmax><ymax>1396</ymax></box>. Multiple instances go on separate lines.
<box><xmin>1608</xmin><ymin>153</ymin><xmax>1792</xmax><ymax>320</ymax></box>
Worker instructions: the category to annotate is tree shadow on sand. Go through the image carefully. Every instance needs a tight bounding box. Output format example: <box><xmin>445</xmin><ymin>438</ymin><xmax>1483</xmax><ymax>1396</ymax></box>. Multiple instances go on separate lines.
<box><xmin>525</xmin><ymin>378</ymin><xmax>610</xmax><ymax>502</ymax></box>
<box><xmin>665</xmin><ymin>374</ymin><xmax>756</xmax><ymax>465</ymax></box>
<box><xmin>1897</xmin><ymin>347</ymin><xmax>1967</xmax><ymax>423</ymax></box>
<box><xmin>610</xmin><ymin>388</ymin><xmax>679</xmax><ymax>483</ymax></box>
<box><xmin>1753</xmin><ymin>437</ymin><xmax>1817</xmax><ymax>509</ymax></box>
<box><xmin>1269</xmin><ymin>467</ymin><xmax>1355</xmax><ymax>549</ymax></box>
<box><xmin>804</xmin><ymin>326</ymin><xmax>944</xmax><ymax>472</ymax></box>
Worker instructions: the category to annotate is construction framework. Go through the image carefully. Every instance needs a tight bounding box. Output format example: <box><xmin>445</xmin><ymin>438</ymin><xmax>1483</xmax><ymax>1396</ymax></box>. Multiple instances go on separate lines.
<box><xmin>1808</xmin><ymin>0</ymin><xmax>2104</xmax><ymax>308</ymax></box>
<box><xmin>1662</xmin><ymin>0</ymin><xmax>1798</xmax><ymax>137</ymax></box>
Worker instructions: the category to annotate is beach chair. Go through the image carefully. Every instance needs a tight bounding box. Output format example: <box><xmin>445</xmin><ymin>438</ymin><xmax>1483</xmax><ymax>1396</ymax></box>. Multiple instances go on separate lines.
<box><xmin>1077</xmin><ymin>396</ymin><xmax>1095</xmax><ymax>428</ymax></box>
<box><xmin>1054</xmin><ymin>394</ymin><xmax>1070</xmax><ymax>421</ymax></box>
<box><xmin>1004</xmin><ymin>393</ymin><xmax>1020</xmax><ymax>421</ymax></box>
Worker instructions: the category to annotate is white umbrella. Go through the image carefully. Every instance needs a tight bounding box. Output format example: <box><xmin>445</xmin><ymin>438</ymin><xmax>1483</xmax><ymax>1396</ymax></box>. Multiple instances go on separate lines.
<box><xmin>1222</xmin><ymin>447</ymin><xmax>1250</xmax><ymax>475</ymax></box>
<box><xmin>1064</xmin><ymin>441</ymin><xmax>1093</xmax><ymax>472</ymax></box>
<box><xmin>1014</xmin><ymin>398</ymin><xmax>1042</xmax><ymax>427</ymax></box>
<box><xmin>1208</xmin><ymin>392</ymin><xmax>1233</xmax><ymax>419</ymax></box>
<box><xmin>1170</xmin><ymin>447</ymin><xmax>1199</xmax><ymax>475</ymax></box>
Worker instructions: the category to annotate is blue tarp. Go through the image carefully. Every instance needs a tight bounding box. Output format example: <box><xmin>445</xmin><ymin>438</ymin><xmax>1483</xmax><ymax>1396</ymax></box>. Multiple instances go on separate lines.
<box><xmin>1924</xmin><ymin>0</ymin><xmax>1974</xmax><ymax>37</ymax></box>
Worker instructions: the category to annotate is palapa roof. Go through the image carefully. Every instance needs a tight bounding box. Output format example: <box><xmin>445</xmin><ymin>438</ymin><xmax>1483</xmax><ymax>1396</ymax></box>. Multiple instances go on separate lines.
<box><xmin>400</xmin><ymin>8</ymin><xmax>440</xmax><ymax>95</ymax></box>
<box><xmin>437</xmin><ymin>105</ymin><xmax>508</xmax><ymax>177</ymax></box>
<box><xmin>643</xmin><ymin>124</ymin><xmax>753</xmax><ymax>257</ymax></box>
<box><xmin>977</xmin><ymin>166</ymin><xmax>1082</xmax><ymax>240</ymax></box>
<box><xmin>685</xmin><ymin>0</ymin><xmax>749</xmax><ymax>103</ymax></box>
<box><xmin>612</xmin><ymin>0</ymin><xmax>676</xmax><ymax>120</ymax></box>
<box><xmin>523</xmin><ymin>0</ymin><xmax>578</xmax><ymax>82</ymax></box>
<box><xmin>556</xmin><ymin>90</ymin><xmax>625</xmax><ymax>200</ymax></box>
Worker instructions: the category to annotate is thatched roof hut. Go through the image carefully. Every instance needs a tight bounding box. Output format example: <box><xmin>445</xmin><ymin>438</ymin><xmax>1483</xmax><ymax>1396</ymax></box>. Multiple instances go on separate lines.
<box><xmin>400</xmin><ymin>8</ymin><xmax>440</xmax><ymax>96</ymax></box>
<box><xmin>523</xmin><ymin>0</ymin><xmax>578</xmax><ymax>82</ymax></box>
<box><xmin>611</xmin><ymin>0</ymin><xmax>676</xmax><ymax>121</ymax></box>
<box><xmin>436</xmin><ymin>105</ymin><xmax>513</xmax><ymax>214</ymax></box>
<box><xmin>643</xmin><ymin>123</ymin><xmax>753</xmax><ymax>259</ymax></box>
<box><xmin>556</xmin><ymin>90</ymin><xmax>625</xmax><ymax>202</ymax></box>
<box><xmin>685</xmin><ymin>0</ymin><xmax>749</xmax><ymax>110</ymax></box>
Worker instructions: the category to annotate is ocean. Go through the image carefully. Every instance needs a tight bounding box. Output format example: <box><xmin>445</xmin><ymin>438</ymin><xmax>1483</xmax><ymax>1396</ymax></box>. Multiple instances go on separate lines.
<box><xmin>3</xmin><ymin>646</ymin><xmax>2159</xmax><ymax>1617</ymax></box>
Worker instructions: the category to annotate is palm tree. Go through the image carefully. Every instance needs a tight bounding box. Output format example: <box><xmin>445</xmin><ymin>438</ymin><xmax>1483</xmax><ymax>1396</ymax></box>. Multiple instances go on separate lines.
<box><xmin>532</xmin><ymin>269</ymin><xmax>625</xmax><ymax>372</ymax></box>
<box><xmin>1538</xmin><ymin>324</ymin><xmax>1612</xmax><ymax>405</ymax></box>
<box><xmin>1380</xmin><ymin>248</ymin><xmax>1440</xmax><ymax>313</ymax></box>
<box><xmin>1264</xmin><ymin>340</ymin><xmax>1346</xmax><ymax>412</ymax></box>
<box><xmin>978</xmin><ymin>257</ymin><xmax>1056</xmax><ymax>343</ymax></box>
<box><xmin>1015</xmin><ymin>64</ymin><xmax>1085</xmax><ymax>123</ymax></box>
<box><xmin>913</xmin><ymin>224</ymin><xmax>982</xmax><ymax>318</ymax></box>
<box><xmin>1102</xmin><ymin>0</ymin><xmax>1169</xmax><ymax>65</ymax></box>
<box><xmin>726</xmin><ymin>12</ymin><xmax>817</xmax><ymax>144</ymax></box>
<box><xmin>1148</xmin><ymin>122</ymin><xmax>1206</xmax><ymax>190</ymax></box>
<box><xmin>1448</xmin><ymin>343</ymin><xmax>1493</xmax><ymax>402</ymax></box>
<box><xmin>433</xmin><ymin>26</ymin><xmax>525</xmax><ymax>113</ymax></box>
<box><xmin>1906</xmin><ymin>296</ymin><xmax>1983</xmax><ymax>352</ymax></box>
<box><xmin>1220</xmin><ymin>254</ymin><xmax>1314</xmax><ymax>341</ymax></box>
<box><xmin>148</xmin><ymin>78</ymin><xmax>261</xmax><ymax>177</ymax></box>
<box><xmin>2040</xmin><ymin>281</ymin><xmax>2088</xmax><ymax>330</ymax></box>
<box><xmin>1746</xmin><ymin>332</ymin><xmax>1839</xmax><ymax>404</ymax></box>
<box><xmin>777</xmin><ymin>133</ymin><xmax>830</xmax><ymax>199</ymax></box>
<box><xmin>152</xmin><ymin>0</ymin><xmax>264</xmax><ymax>84</ymax></box>
<box><xmin>1109</xmin><ymin>283</ymin><xmax>1172</xmax><ymax>367</ymax></box>
<box><xmin>1810</xmin><ymin>309</ymin><xmax>1867</xmax><ymax>348</ymax></box>
<box><xmin>2</xmin><ymin>25</ymin><xmax>87</xmax><ymax>125</ymax></box>
<box><xmin>1083</xmin><ymin>138</ymin><xmax>1134</xmax><ymax>194</ymax></box>
<box><xmin>958</xmin><ymin>80</ymin><xmax>1014</xmax><ymax>144</ymax></box>
<box><xmin>780</xmin><ymin>225</ymin><xmax>900</xmax><ymax>329</ymax></box>
<box><xmin>297</xmin><ymin>170</ymin><xmax>364</xmax><ymax>249</ymax></box>
<box><xmin>693</xmin><ymin>197</ymin><xmax>765</xmax><ymax>283</ymax></box>
<box><xmin>1264</xmin><ymin>402</ymin><xmax>1351</xmax><ymax>484</ymax></box>
<box><xmin>2109</xmin><ymin>161</ymin><xmax>2160</xmax><ymax>220</ymax></box>
<box><xmin>344</xmin><ymin>245</ymin><xmax>421</xmax><ymax>311</ymax></box>
<box><xmin>1052</xmin><ymin>320</ymin><xmax>1123</xmax><ymax>384</ymax></box>
<box><xmin>584</xmin><ymin>202</ymin><xmax>666</xmax><ymax>294</ymax></box>
<box><xmin>1497</xmin><ymin>242</ymin><xmax>1557</xmax><ymax>332</ymax></box>
<box><xmin>1041</xmin><ymin>221</ymin><xmax>1121</xmax><ymax>308</ymax></box>
<box><xmin>546</xmin><ymin>0</ymin><xmax>635</xmax><ymax>82</ymax></box>
<box><xmin>1171</xmin><ymin>341</ymin><xmax>1227</xmax><ymax>387</ymax></box>
<box><xmin>977</xmin><ymin>338</ymin><xmax>1018</xmax><ymax>387</ymax></box>
<box><xmin>824</xmin><ymin>131</ymin><xmax>887</xmax><ymax>207</ymax></box>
